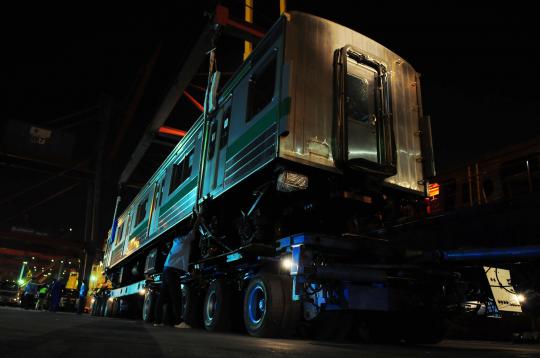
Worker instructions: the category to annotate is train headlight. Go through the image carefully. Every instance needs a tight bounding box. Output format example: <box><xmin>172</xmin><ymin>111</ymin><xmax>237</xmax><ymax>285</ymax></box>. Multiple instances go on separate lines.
<box><xmin>139</xmin><ymin>288</ymin><xmax>146</xmax><ymax>296</ymax></box>
<box><xmin>517</xmin><ymin>293</ymin><xmax>526</xmax><ymax>303</ymax></box>
<box><xmin>277</xmin><ymin>171</ymin><xmax>308</xmax><ymax>192</ymax></box>
<box><xmin>281</xmin><ymin>256</ymin><xmax>293</xmax><ymax>270</ymax></box>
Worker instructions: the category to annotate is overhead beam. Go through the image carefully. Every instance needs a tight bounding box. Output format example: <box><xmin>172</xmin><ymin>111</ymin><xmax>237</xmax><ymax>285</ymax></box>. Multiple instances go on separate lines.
<box><xmin>0</xmin><ymin>160</ymin><xmax>88</xmax><ymax>206</ymax></box>
<box><xmin>0</xmin><ymin>183</ymin><xmax>80</xmax><ymax>225</ymax></box>
<box><xmin>109</xmin><ymin>43</ymin><xmax>162</xmax><ymax>160</ymax></box>
<box><xmin>0</xmin><ymin>248</ymin><xmax>68</xmax><ymax>262</ymax></box>
<box><xmin>183</xmin><ymin>90</ymin><xmax>204</xmax><ymax>112</ymax></box>
<box><xmin>118</xmin><ymin>20</ymin><xmax>216</xmax><ymax>187</ymax></box>
<box><xmin>215</xmin><ymin>4</ymin><xmax>265</xmax><ymax>43</ymax></box>
<box><xmin>1</xmin><ymin>152</ymin><xmax>93</xmax><ymax>176</ymax></box>
<box><xmin>158</xmin><ymin>126</ymin><xmax>187</xmax><ymax>138</ymax></box>
<box><xmin>0</xmin><ymin>231</ymin><xmax>84</xmax><ymax>252</ymax></box>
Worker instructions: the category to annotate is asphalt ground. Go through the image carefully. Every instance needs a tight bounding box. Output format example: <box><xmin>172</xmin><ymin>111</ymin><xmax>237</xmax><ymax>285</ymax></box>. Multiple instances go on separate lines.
<box><xmin>1</xmin><ymin>306</ymin><xmax>539</xmax><ymax>358</ymax></box>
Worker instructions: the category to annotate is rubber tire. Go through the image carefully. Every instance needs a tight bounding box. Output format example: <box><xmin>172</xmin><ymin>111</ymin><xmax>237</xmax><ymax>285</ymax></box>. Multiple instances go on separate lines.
<box><xmin>104</xmin><ymin>298</ymin><xmax>114</xmax><ymax>317</ymax></box>
<box><xmin>111</xmin><ymin>299</ymin><xmax>120</xmax><ymax>317</ymax></box>
<box><xmin>142</xmin><ymin>291</ymin><xmax>155</xmax><ymax>323</ymax></box>
<box><xmin>119</xmin><ymin>298</ymin><xmax>129</xmax><ymax>316</ymax></box>
<box><xmin>279</xmin><ymin>275</ymin><xmax>300</xmax><ymax>337</ymax></box>
<box><xmin>90</xmin><ymin>298</ymin><xmax>97</xmax><ymax>316</ymax></box>
<box><xmin>203</xmin><ymin>279</ymin><xmax>231</xmax><ymax>332</ymax></box>
<box><xmin>182</xmin><ymin>284</ymin><xmax>203</xmax><ymax>328</ymax></box>
<box><xmin>243</xmin><ymin>274</ymin><xmax>288</xmax><ymax>338</ymax></box>
<box><xmin>98</xmin><ymin>297</ymin><xmax>107</xmax><ymax>316</ymax></box>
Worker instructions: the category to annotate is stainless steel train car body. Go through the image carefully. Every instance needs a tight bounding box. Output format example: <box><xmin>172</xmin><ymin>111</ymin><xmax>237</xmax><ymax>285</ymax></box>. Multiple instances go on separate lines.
<box><xmin>280</xmin><ymin>12</ymin><xmax>425</xmax><ymax>192</ymax></box>
<box><xmin>105</xmin><ymin>11</ymin><xmax>427</xmax><ymax>270</ymax></box>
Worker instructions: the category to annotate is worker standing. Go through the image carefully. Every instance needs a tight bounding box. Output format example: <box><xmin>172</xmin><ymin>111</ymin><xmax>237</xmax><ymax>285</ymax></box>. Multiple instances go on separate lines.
<box><xmin>49</xmin><ymin>278</ymin><xmax>63</xmax><ymax>312</ymax></box>
<box><xmin>154</xmin><ymin>208</ymin><xmax>203</xmax><ymax>328</ymax></box>
<box><xmin>22</xmin><ymin>280</ymin><xmax>38</xmax><ymax>309</ymax></box>
<box><xmin>77</xmin><ymin>280</ymin><xmax>88</xmax><ymax>314</ymax></box>
<box><xmin>35</xmin><ymin>284</ymin><xmax>48</xmax><ymax>310</ymax></box>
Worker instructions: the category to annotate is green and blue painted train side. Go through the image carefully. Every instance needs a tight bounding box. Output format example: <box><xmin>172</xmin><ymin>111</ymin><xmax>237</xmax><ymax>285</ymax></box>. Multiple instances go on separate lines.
<box><xmin>105</xmin><ymin>17</ymin><xmax>288</xmax><ymax>270</ymax></box>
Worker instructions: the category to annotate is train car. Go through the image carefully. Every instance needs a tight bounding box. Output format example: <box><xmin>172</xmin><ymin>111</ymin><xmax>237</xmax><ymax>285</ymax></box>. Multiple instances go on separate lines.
<box><xmin>98</xmin><ymin>12</ymin><xmax>456</xmax><ymax>342</ymax></box>
<box><xmin>429</xmin><ymin>138</ymin><xmax>540</xmax><ymax>213</ymax></box>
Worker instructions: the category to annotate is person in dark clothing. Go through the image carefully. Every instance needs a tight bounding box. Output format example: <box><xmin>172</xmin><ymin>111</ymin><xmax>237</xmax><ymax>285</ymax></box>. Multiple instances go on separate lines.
<box><xmin>35</xmin><ymin>285</ymin><xmax>48</xmax><ymax>310</ymax></box>
<box><xmin>154</xmin><ymin>209</ymin><xmax>203</xmax><ymax>327</ymax></box>
<box><xmin>22</xmin><ymin>281</ymin><xmax>38</xmax><ymax>309</ymax></box>
<box><xmin>77</xmin><ymin>280</ymin><xmax>88</xmax><ymax>314</ymax></box>
<box><xmin>49</xmin><ymin>279</ymin><xmax>63</xmax><ymax>312</ymax></box>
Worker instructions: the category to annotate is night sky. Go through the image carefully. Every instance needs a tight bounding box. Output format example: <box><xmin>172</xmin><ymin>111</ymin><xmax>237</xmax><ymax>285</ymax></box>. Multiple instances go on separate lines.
<box><xmin>2</xmin><ymin>1</ymin><xmax>538</xmax><ymax>240</ymax></box>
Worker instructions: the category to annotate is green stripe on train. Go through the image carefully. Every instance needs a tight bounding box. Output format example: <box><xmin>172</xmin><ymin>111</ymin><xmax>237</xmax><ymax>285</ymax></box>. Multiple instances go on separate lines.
<box><xmin>226</xmin><ymin>97</ymin><xmax>291</xmax><ymax>160</ymax></box>
<box><xmin>159</xmin><ymin>176</ymin><xmax>199</xmax><ymax>218</ymax></box>
<box><xmin>130</xmin><ymin>219</ymin><xmax>148</xmax><ymax>239</ymax></box>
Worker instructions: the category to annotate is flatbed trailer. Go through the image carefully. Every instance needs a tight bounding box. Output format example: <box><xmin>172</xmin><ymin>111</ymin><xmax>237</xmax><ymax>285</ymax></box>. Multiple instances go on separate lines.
<box><xmin>95</xmin><ymin>231</ymin><xmax>462</xmax><ymax>342</ymax></box>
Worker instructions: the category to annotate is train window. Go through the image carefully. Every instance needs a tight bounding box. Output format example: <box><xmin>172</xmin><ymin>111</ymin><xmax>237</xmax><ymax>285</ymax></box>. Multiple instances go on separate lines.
<box><xmin>124</xmin><ymin>215</ymin><xmax>131</xmax><ymax>236</ymax></box>
<box><xmin>135</xmin><ymin>197</ymin><xmax>148</xmax><ymax>226</ymax></box>
<box><xmin>346</xmin><ymin>74</ymin><xmax>371</xmax><ymax>123</ymax></box>
<box><xmin>159</xmin><ymin>178</ymin><xmax>165</xmax><ymax>206</ymax></box>
<box><xmin>115</xmin><ymin>223</ymin><xmax>124</xmax><ymax>245</ymax></box>
<box><xmin>246</xmin><ymin>56</ymin><xmax>277</xmax><ymax>122</ymax></box>
<box><xmin>169</xmin><ymin>149</ymin><xmax>194</xmax><ymax>194</ymax></box>
<box><xmin>208</xmin><ymin>119</ymin><xmax>218</xmax><ymax>160</ymax></box>
<box><xmin>220</xmin><ymin>107</ymin><xmax>231</xmax><ymax>149</ymax></box>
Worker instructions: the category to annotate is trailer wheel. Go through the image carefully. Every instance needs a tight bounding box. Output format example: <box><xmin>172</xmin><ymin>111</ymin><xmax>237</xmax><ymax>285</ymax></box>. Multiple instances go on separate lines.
<box><xmin>104</xmin><ymin>298</ymin><xmax>114</xmax><ymax>317</ymax></box>
<box><xmin>243</xmin><ymin>275</ymin><xmax>287</xmax><ymax>338</ymax></box>
<box><xmin>203</xmin><ymin>279</ymin><xmax>231</xmax><ymax>331</ymax></box>
<box><xmin>91</xmin><ymin>297</ymin><xmax>103</xmax><ymax>316</ymax></box>
<box><xmin>182</xmin><ymin>284</ymin><xmax>203</xmax><ymax>328</ymax></box>
<box><xmin>142</xmin><ymin>291</ymin><xmax>155</xmax><ymax>323</ymax></box>
<box><xmin>111</xmin><ymin>298</ymin><xmax>120</xmax><ymax>317</ymax></box>
<box><xmin>98</xmin><ymin>297</ymin><xmax>107</xmax><ymax>316</ymax></box>
<box><xmin>90</xmin><ymin>298</ymin><xmax>97</xmax><ymax>316</ymax></box>
<box><xmin>279</xmin><ymin>275</ymin><xmax>300</xmax><ymax>336</ymax></box>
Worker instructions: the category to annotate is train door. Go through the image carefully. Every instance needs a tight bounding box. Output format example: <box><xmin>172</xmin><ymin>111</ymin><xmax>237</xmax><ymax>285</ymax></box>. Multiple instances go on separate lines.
<box><xmin>203</xmin><ymin>99</ymin><xmax>232</xmax><ymax>197</ymax></box>
<box><xmin>345</xmin><ymin>57</ymin><xmax>379</xmax><ymax>164</ymax></box>
<box><xmin>336</xmin><ymin>47</ymin><xmax>395</xmax><ymax>177</ymax></box>
<box><xmin>122</xmin><ymin>211</ymin><xmax>133</xmax><ymax>255</ymax></box>
<box><xmin>148</xmin><ymin>175</ymin><xmax>164</xmax><ymax>238</ymax></box>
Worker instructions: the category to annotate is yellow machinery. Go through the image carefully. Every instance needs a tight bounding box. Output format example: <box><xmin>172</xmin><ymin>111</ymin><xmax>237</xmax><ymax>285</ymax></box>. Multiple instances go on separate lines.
<box><xmin>65</xmin><ymin>271</ymin><xmax>78</xmax><ymax>290</ymax></box>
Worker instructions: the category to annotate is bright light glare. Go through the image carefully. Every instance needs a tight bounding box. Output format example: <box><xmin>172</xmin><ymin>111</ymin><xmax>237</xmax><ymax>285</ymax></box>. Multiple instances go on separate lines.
<box><xmin>139</xmin><ymin>288</ymin><xmax>146</xmax><ymax>296</ymax></box>
<box><xmin>517</xmin><ymin>294</ymin><xmax>526</xmax><ymax>303</ymax></box>
<box><xmin>90</xmin><ymin>275</ymin><xmax>97</xmax><ymax>282</ymax></box>
<box><xmin>281</xmin><ymin>257</ymin><xmax>292</xmax><ymax>270</ymax></box>
<box><xmin>108</xmin><ymin>297</ymin><xmax>114</xmax><ymax>302</ymax></box>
